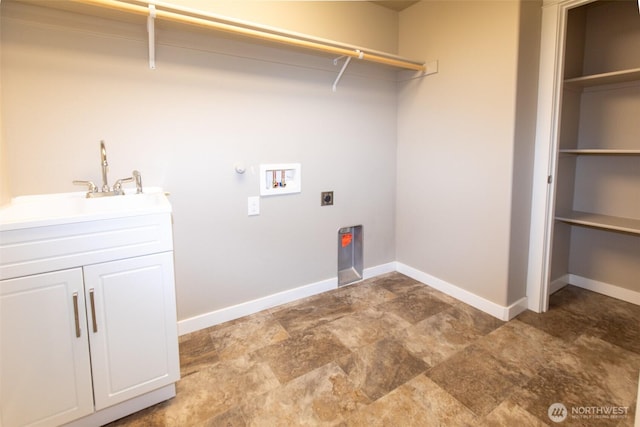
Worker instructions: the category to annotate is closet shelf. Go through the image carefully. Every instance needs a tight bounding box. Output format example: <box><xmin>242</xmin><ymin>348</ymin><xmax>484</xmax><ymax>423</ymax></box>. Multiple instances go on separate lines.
<box><xmin>564</xmin><ymin>67</ymin><xmax>640</xmax><ymax>88</ymax></box>
<box><xmin>555</xmin><ymin>211</ymin><xmax>640</xmax><ymax>235</ymax></box>
<box><xmin>62</xmin><ymin>0</ymin><xmax>428</xmax><ymax>73</ymax></box>
<box><xmin>559</xmin><ymin>149</ymin><xmax>640</xmax><ymax>155</ymax></box>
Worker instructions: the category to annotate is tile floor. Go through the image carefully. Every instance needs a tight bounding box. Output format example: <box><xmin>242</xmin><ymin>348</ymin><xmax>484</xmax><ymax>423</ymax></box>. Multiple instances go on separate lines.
<box><xmin>108</xmin><ymin>272</ymin><xmax>640</xmax><ymax>426</ymax></box>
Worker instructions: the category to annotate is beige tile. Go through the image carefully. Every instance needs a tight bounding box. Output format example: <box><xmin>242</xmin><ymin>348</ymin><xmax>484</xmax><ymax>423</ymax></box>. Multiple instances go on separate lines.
<box><xmin>475</xmin><ymin>319</ymin><xmax>572</xmax><ymax>377</ymax></box>
<box><xmin>207</xmin><ymin>311</ymin><xmax>289</xmax><ymax>361</ymax></box>
<box><xmin>271</xmin><ymin>294</ymin><xmax>356</xmax><ymax>335</ymax></box>
<box><xmin>516</xmin><ymin>306</ymin><xmax>595</xmax><ymax>342</ymax></box>
<box><xmin>549</xmin><ymin>285</ymin><xmax>624</xmax><ymax>319</ymax></box>
<box><xmin>378</xmin><ymin>286</ymin><xmax>452</xmax><ymax>324</ymax></box>
<box><xmin>256</xmin><ymin>327</ymin><xmax>351</xmax><ymax>383</ymax></box>
<box><xmin>108</xmin><ymin>273</ymin><xmax>640</xmax><ymax>427</ymax></box>
<box><xmin>399</xmin><ymin>304</ymin><xmax>504</xmax><ymax>367</ymax></box>
<box><xmin>344</xmin><ymin>374</ymin><xmax>477</xmax><ymax>427</ymax></box>
<box><xmin>589</xmin><ymin>307</ymin><xmax>640</xmax><ymax>355</ymax></box>
<box><xmin>180</xmin><ymin>355</ymin><xmax>280</xmax><ymax>419</ymax></box>
<box><xmin>178</xmin><ymin>328</ymin><xmax>219</xmax><ymax>377</ymax></box>
<box><xmin>511</xmin><ymin>334</ymin><xmax>640</xmax><ymax>427</ymax></box>
<box><xmin>201</xmin><ymin>406</ymin><xmax>246</xmax><ymax>426</ymax></box>
<box><xmin>323</xmin><ymin>306</ymin><xmax>411</xmax><ymax>350</ymax></box>
<box><xmin>338</xmin><ymin>338</ymin><xmax>428</xmax><ymax>401</ymax></box>
<box><xmin>426</xmin><ymin>345</ymin><xmax>532</xmax><ymax>417</ymax></box>
<box><xmin>480</xmin><ymin>400</ymin><xmax>548</xmax><ymax>427</ymax></box>
<box><xmin>511</xmin><ymin>366</ymin><xmax>621</xmax><ymax>427</ymax></box>
<box><xmin>110</xmin><ymin>355</ymin><xmax>280</xmax><ymax>426</ymax></box>
<box><xmin>370</xmin><ymin>272</ymin><xmax>423</xmax><ymax>295</ymax></box>
<box><xmin>330</xmin><ymin>281</ymin><xmax>398</xmax><ymax>309</ymax></box>
<box><xmin>240</xmin><ymin>362</ymin><xmax>370</xmax><ymax>426</ymax></box>
<box><xmin>569</xmin><ymin>335</ymin><xmax>640</xmax><ymax>407</ymax></box>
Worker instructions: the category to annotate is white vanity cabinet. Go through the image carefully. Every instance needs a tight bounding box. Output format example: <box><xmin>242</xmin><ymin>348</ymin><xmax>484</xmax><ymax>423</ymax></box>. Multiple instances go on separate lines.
<box><xmin>0</xmin><ymin>191</ymin><xmax>180</xmax><ymax>427</ymax></box>
<box><xmin>83</xmin><ymin>252</ymin><xmax>178</xmax><ymax>412</ymax></box>
<box><xmin>1</xmin><ymin>269</ymin><xmax>94</xmax><ymax>427</ymax></box>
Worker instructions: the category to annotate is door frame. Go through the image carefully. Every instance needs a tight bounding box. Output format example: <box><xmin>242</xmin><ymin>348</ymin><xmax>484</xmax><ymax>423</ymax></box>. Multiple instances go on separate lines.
<box><xmin>526</xmin><ymin>0</ymin><xmax>596</xmax><ymax>313</ymax></box>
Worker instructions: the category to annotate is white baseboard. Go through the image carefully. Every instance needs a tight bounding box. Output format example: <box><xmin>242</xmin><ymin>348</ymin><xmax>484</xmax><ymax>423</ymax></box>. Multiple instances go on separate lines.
<box><xmin>178</xmin><ymin>265</ymin><xmax>639</xmax><ymax>336</ymax></box>
<box><xmin>505</xmin><ymin>296</ymin><xmax>529</xmax><ymax>320</ymax></box>
<box><xmin>549</xmin><ymin>275</ymin><xmax>570</xmax><ymax>295</ymax></box>
<box><xmin>567</xmin><ymin>274</ymin><xmax>640</xmax><ymax>306</ymax></box>
<box><xmin>396</xmin><ymin>263</ymin><xmax>527</xmax><ymax>321</ymax></box>
<box><xmin>363</xmin><ymin>261</ymin><xmax>398</xmax><ymax>280</ymax></box>
<box><xmin>177</xmin><ymin>262</ymin><xmax>396</xmax><ymax>336</ymax></box>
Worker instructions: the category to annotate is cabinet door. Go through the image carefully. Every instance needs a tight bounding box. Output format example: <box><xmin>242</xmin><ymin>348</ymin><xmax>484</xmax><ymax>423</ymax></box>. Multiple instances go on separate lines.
<box><xmin>0</xmin><ymin>269</ymin><xmax>94</xmax><ymax>427</ymax></box>
<box><xmin>83</xmin><ymin>253</ymin><xmax>179</xmax><ymax>411</ymax></box>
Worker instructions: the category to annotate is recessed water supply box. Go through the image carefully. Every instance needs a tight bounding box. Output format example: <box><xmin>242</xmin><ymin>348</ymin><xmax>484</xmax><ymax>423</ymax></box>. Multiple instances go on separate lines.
<box><xmin>259</xmin><ymin>163</ymin><xmax>301</xmax><ymax>196</ymax></box>
<box><xmin>338</xmin><ymin>225</ymin><xmax>363</xmax><ymax>287</ymax></box>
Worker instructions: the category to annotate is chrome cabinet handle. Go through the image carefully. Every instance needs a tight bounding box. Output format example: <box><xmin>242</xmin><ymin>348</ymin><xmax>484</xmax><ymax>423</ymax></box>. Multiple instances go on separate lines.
<box><xmin>89</xmin><ymin>288</ymin><xmax>98</xmax><ymax>333</ymax></box>
<box><xmin>73</xmin><ymin>292</ymin><xmax>81</xmax><ymax>338</ymax></box>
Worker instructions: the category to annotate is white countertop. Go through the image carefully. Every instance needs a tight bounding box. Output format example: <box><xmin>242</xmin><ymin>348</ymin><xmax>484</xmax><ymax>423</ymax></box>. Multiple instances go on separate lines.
<box><xmin>0</xmin><ymin>187</ymin><xmax>172</xmax><ymax>232</ymax></box>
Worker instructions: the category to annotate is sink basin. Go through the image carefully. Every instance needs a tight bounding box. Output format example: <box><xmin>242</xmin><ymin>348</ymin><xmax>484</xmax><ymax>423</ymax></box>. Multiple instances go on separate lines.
<box><xmin>0</xmin><ymin>187</ymin><xmax>171</xmax><ymax>231</ymax></box>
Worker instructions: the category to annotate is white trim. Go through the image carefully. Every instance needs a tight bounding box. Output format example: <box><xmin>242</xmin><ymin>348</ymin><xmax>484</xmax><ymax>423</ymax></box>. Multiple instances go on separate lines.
<box><xmin>526</xmin><ymin>0</ymin><xmax>566</xmax><ymax>314</ymax></box>
<box><xmin>527</xmin><ymin>0</ymin><xmax>606</xmax><ymax>314</ymax></box>
<box><xmin>64</xmin><ymin>384</ymin><xmax>175</xmax><ymax>427</ymax></box>
<box><xmin>363</xmin><ymin>261</ymin><xmax>397</xmax><ymax>280</ymax></box>
<box><xmin>549</xmin><ymin>275</ymin><xmax>569</xmax><ymax>295</ymax></box>
<box><xmin>396</xmin><ymin>263</ymin><xmax>527</xmax><ymax>321</ymax></box>
<box><xmin>177</xmin><ymin>262</ymin><xmax>396</xmax><ymax>335</ymax></box>
<box><xmin>506</xmin><ymin>297</ymin><xmax>529</xmax><ymax>320</ymax></box>
<box><xmin>176</xmin><ymin>262</ymin><xmax>640</xmax><ymax>337</ymax></box>
<box><xmin>568</xmin><ymin>274</ymin><xmax>640</xmax><ymax>306</ymax></box>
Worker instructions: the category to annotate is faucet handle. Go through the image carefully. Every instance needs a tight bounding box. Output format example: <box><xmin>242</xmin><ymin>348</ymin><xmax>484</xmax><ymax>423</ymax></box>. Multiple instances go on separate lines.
<box><xmin>132</xmin><ymin>170</ymin><xmax>143</xmax><ymax>194</ymax></box>
<box><xmin>73</xmin><ymin>180</ymin><xmax>97</xmax><ymax>195</ymax></box>
<box><xmin>113</xmin><ymin>177</ymin><xmax>134</xmax><ymax>195</ymax></box>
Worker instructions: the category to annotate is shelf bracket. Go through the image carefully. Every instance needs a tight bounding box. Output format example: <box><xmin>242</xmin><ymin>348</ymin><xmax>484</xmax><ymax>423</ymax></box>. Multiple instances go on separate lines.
<box><xmin>147</xmin><ymin>4</ymin><xmax>156</xmax><ymax>69</ymax></box>
<box><xmin>332</xmin><ymin>50</ymin><xmax>364</xmax><ymax>92</ymax></box>
<box><xmin>397</xmin><ymin>60</ymin><xmax>439</xmax><ymax>82</ymax></box>
<box><xmin>333</xmin><ymin>55</ymin><xmax>352</xmax><ymax>92</ymax></box>
<box><xmin>424</xmin><ymin>60</ymin><xmax>438</xmax><ymax>76</ymax></box>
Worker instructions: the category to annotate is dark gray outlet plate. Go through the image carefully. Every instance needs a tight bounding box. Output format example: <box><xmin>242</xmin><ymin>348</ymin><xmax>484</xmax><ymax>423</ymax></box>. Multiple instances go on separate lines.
<box><xmin>321</xmin><ymin>191</ymin><xmax>333</xmax><ymax>206</ymax></box>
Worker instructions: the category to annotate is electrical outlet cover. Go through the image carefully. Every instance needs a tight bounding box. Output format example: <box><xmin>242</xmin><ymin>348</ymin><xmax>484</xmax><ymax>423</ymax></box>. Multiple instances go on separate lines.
<box><xmin>321</xmin><ymin>191</ymin><xmax>333</xmax><ymax>206</ymax></box>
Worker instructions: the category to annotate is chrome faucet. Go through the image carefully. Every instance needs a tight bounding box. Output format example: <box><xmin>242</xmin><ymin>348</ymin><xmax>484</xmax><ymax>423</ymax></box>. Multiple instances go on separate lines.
<box><xmin>133</xmin><ymin>170</ymin><xmax>143</xmax><ymax>194</ymax></box>
<box><xmin>73</xmin><ymin>141</ymin><xmax>143</xmax><ymax>198</ymax></box>
<box><xmin>100</xmin><ymin>140</ymin><xmax>109</xmax><ymax>192</ymax></box>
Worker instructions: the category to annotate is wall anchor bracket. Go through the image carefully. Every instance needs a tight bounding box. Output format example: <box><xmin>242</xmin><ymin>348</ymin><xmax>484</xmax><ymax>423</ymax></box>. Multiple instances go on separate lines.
<box><xmin>147</xmin><ymin>4</ymin><xmax>156</xmax><ymax>69</ymax></box>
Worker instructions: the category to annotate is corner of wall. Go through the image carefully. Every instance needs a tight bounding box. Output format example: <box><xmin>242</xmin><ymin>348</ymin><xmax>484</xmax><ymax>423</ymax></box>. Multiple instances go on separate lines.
<box><xmin>397</xmin><ymin>262</ymin><xmax>528</xmax><ymax>321</ymax></box>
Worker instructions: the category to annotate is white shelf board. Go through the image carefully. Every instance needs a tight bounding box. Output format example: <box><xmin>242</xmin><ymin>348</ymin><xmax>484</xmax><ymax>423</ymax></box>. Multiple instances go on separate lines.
<box><xmin>559</xmin><ymin>149</ymin><xmax>640</xmax><ymax>155</ymax></box>
<box><xmin>555</xmin><ymin>211</ymin><xmax>640</xmax><ymax>235</ymax></box>
<box><xmin>564</xmin><ymin>68</ymin><xmax>640</xmax><ymax>88</ymax></box>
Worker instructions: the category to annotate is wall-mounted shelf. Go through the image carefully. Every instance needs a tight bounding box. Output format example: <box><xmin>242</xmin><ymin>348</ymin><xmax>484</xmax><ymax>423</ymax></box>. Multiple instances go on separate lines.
<box><xmin>556</xmin><ymin>211</ymin><xmax>640</xmax><ymax>235</ymax></box>
<box><xmin>58</xmin><ymin>0</ymin><xmax>430</xmax><ymax>88</ymax></box>
<box><xmin>564</xmin><ymin>67</ymin><xmax>640</xmax><ymax>88</ymax></box>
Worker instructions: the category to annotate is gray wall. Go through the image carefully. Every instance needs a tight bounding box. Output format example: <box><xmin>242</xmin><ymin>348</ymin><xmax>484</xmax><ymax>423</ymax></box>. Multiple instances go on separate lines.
<box><xmin>1</xmin><ymin>2</ymin><xmax>398</xmax><ymax>321</ymax></box>
<box><xmin>1</xmin><ymin>0</ymin><xmax>542</xmax><ymax>322</ymax></box>
<box><xmin>396</xmin><ymin>0</ymin><xmax>539</xmax><ymax>307</ymax></box>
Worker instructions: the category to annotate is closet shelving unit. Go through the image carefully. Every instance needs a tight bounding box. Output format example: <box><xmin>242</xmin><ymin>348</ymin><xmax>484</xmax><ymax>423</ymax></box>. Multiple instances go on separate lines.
<box><xmin>549</xmin><ymin>0</ymin><xmax>640</xmax><ymax>296</ymax></box>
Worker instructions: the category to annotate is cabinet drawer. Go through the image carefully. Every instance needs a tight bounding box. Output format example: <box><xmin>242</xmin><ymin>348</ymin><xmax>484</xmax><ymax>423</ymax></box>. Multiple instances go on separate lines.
<box><xmin>0</xmin><ymin>213</ymin><xmax>173</xmax><ymax>280</ymax></box>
